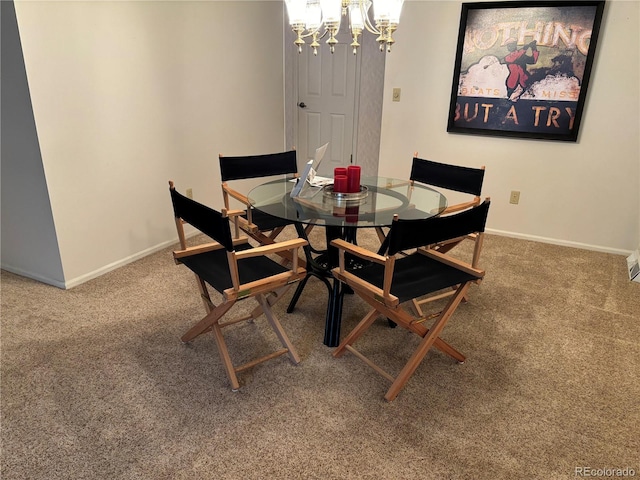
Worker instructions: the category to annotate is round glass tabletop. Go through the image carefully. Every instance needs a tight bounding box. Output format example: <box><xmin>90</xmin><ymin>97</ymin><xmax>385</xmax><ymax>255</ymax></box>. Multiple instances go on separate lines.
<box><xmin>248</xmin><ymin>176</ymin><xmax>447</xmax><ymax>228</ymax></box>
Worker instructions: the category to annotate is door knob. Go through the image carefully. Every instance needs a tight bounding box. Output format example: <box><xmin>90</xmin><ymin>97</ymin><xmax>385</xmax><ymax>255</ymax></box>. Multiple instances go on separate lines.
<box><xmin>298</xmin><ymin>102</ymin><xmax>307</xmax><ymax>109</ymax></box>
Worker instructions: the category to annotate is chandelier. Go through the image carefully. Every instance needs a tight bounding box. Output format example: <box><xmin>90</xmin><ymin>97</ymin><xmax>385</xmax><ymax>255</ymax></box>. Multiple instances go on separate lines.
<box><xmin>285</xmin><ymin>0</ymin><xmax>404</xmax><ymax>55</ymax></box>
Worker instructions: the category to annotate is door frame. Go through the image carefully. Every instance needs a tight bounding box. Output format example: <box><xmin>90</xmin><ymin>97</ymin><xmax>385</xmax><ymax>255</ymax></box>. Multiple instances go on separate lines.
<box><xmin>284</xmin><ymin>23</ymin><xmax>384</xmax><ymax>176</ymax></box>
<box><xmin>294</xmin><ymin>29</ymin><xmax>362</xmax><ymax>172</ymax></box>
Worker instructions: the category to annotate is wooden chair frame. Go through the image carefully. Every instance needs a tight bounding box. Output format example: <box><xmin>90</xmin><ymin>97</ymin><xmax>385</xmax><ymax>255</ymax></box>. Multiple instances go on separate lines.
<box><xmin>375</xmin><ymin>154</ymin><xmax>486</xmax><ymax>316</ymax></box>
<box><xmin>331</xmin><ymin>200</ymin><xmax>490</xmax><ymax>401</ymax></box>
<box><xmin>170</xmin><ymin>181</ymin><xmax>308</xmax><ymax>391</ymax></box>
<box><xmin>219</xmin><ymin>150</ymin><xmax>301</xmax><ymax>256</ymax></box>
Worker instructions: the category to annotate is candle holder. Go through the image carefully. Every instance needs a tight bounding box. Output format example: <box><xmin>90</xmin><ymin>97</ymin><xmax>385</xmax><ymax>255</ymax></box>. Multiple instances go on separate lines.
<box><xmin>322</xmin><ymin>184</ymin><xmax>368</xmax><ymax>204</ymax></box>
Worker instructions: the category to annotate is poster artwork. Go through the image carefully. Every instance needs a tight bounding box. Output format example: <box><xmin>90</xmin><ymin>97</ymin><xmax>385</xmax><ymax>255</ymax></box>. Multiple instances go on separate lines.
<box><xmin>447</xmin><ymin>2</ymin><xmax>605</xmax><ymax>141</ymax></box>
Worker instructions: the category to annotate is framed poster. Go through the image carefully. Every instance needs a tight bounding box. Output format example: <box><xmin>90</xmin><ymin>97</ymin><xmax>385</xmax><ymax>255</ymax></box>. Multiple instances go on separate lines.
<box><xmin>447</xmin><ymin>1</ymin><xmax>605</xmax><ymax>141</ymax></box>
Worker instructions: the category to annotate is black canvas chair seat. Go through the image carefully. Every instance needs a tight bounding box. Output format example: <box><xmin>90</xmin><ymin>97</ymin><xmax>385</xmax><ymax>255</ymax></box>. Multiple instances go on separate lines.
<box><xmin>351</xmin><ymin>255</ymin><xmax>480</xmax><ymax>305</ymax></box>
<box><xmin>331</xmin><ymin>199</ymin><xmax>491</xmax><ymax>402</ymax></box>
<box><xmin>168</xmin><ymin>181</ymin><xmax>307</xmax><ymax>392</ymax></box>
<box><xmin>241</xmin><ymin>208</ymin><xmax>292</xmax><ymax>232</ymax></box>
<box><xmin>179</xmin><ymin>243</ymin><xmax>290</xmax><ymax>294</ymax></box>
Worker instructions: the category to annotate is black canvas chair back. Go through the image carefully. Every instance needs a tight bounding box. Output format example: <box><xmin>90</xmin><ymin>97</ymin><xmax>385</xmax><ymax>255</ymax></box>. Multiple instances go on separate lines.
<box><xmin>167</xmin><ymin>181</ymin><xmax>307</xmax><ymax>392</ymax></box>
<box><xmin>375</xmin><ymin>155</ymin><xmax>486</xmax><ymax>247</ymax></box>
<box><xmin>330</xmin><ymin>199</ymin><xmax>491</xmax><ymax>401</ymax></box>
<box><xmin>218</xmin><ymin>150</ymin><xmax>300</xmax><ymax>254</ymax></box>
<box><xmin>219</xmin><ymin>150</ymin><xmax>298</xmax><ymax>181</ymax></box>
<box><xmin>169</xmin><ymin>185</ymin><xmax>234</xmax><ymax>251</ymax></box>
<box><xmin>410</xmin><ymin>157</ymin><xmax>485</xmax><ymax>197</ymax></box>
<box><xmin>388</xmin><ymin>155</ymin><xmax>488</xmax><ymax>316</ymax></box>
<box><xmin>386</xmin><ymin>200</ymin><xmax>491</xmax><ymax>256</ymax></box>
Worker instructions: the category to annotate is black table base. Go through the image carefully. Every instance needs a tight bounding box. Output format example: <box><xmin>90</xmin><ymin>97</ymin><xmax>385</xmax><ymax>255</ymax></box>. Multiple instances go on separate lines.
<box><xmin>287</xmin><ymin>224</ymin><xmax>357</xmax><ymax>347</ymax></box>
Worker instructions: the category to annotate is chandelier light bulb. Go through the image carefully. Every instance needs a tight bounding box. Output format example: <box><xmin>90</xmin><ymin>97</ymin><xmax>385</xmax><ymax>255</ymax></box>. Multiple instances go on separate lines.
<box><xmin>285</xmin><ymin>0</ymin><xmax>403</xmax><ymax>54</ymax></box>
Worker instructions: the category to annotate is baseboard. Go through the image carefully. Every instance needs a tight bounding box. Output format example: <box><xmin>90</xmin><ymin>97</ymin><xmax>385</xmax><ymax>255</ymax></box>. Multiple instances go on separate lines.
<box><xmin>1</xmin><ymin>232</ymin><xmax>197</xmax><ymax>290</ymax></box>
<box><xmin>3</xmin><ymin>229</ymin><xmax>631</xmax><ymax>290</ymax></box>
<box><xmin>62</xmin><ymin>238</ymin><xmax>182</xmax><ymax>289</ymax></box>
<box><xmin>487</xmin><ymin>228</ymin><xmax>633</xmax><ymax>256</ymax></box>
<box><xmin>64</xmin><ymin>229</ymin><xmax>205</xmax><ymax>289</ymax></box>
<box><xmin>0</xmin><ymin>264</ymin><xmax>67</xmax><ymax>289</ymax></box>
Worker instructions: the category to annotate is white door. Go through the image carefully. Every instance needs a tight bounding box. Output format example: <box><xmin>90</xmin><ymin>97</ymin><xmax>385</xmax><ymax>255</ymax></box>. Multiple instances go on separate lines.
<box><xmin>296</xmin><ymin>32</ymin><xmax>360</xmax><ymax>176</ymax></box>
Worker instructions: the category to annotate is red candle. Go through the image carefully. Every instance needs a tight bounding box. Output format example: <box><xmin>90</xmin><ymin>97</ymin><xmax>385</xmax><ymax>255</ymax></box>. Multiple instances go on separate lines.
<box><xmin>334</xmin><ymin>167</ymin><xmax>347</xmax><ymax>178</ymax></box>
<box><xmin>347</xmin><ymin>165</ymin><xmax>361</xmax><ymax>193</ymax></box>
<box><xmin>333</xmin><ymin>175</ymin><xmax>348</xmax><ymax>193</ymax></box>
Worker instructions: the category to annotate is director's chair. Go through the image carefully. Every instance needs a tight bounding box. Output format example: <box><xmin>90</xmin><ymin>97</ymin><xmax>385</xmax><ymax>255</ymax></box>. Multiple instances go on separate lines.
<box><xmin>168</xmin><ymin>181</ymin><xmax>307</xmax><ymax>391</ymax></box>
<box><xmin>332</xmin><ymin>199</ymin><xmax>491</xmax><ymax>401</ymax></box>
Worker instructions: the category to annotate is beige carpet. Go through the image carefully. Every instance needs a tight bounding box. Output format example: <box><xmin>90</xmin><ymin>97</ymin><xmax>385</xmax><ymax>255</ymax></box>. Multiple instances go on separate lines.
<box><xmin>1</xmin><ymin>230</ymin><xmax>639</xmax><ymax>479</ymax></box>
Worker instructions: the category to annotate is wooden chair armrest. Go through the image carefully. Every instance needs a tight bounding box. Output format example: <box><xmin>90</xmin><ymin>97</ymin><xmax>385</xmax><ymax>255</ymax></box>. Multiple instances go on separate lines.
<box><xmin>236</xmin><ymin>216</ymin><xmax>259</xmax><ymax>233</ymax></box>
<box><xmin>226</xmin><ymin>268</ymin><xmax>307</xmax><ymax>301</ymax></box>
<box><xmin>330</xmin><ymin>239</ymin><xmax>387</xmax><ymax>265</ymax></box>
<box><xmin>173</xmin><ymin>242</ymin><xmax>225</xmax><ymax>260</ymax></box>
<box><xmin>173</xmin><ymin>237</ymin><xmax>251</xmax><ymax>261</ymax></box>
<box><xmin>229</xmin><ymin>239</ymin><xmax>307</xmax><ymax>290</ymax></box>
<box><xmin>384</xmin><ymin>180</ymin><xmax>411</xmax><ymax>189</ymax></box>
<box><xmin>441</xmin><ymin>197</ymin><xmax>481</xmax><ymax>215</ymax></box>
<box><xmin>331</xmin><ymin>267</ymin><xmax>400</xmax><ymax>307</ymax></box>
<box><xmin>331</xmin><ymin>239</ymin><xmax>396</xmax><ymax>300</ymax></box>
<box><xmin>221</xmin><ymin>205</ymin><xmax>260</xmax><ymax>234</ymax></box>
<box><xmin>222</xmin><ymin>184</ymin><xmax>250</xmax><ymax>206</ymax></box>
<box><xmin>419</xmin><ymin>248</ymin><xmax>485</xmax><ymax>278</ymax></box>
<box><xmin>234</xmin><ymin>238</ymin><xmax>308</xmax><ymax>260</ymax></box>
<box><xmin>223</xmin><ymin>208</ymin><xmax>247</xmax><ymax>218</ymax></box>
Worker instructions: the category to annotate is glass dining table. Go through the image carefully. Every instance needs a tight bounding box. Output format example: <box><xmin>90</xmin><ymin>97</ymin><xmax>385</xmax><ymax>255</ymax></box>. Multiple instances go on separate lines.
<box><xmin>248</xmin><ymin>176</ymin><xmax>448</xmax><ymax>347</ymax></box>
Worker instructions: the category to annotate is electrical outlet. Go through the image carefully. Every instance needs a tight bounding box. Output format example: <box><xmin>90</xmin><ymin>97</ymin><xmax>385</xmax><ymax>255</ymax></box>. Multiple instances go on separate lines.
<box><xmin>510</xmin><ymin>190</ymin><xmax>520</xmax><ymax>204</ymax></box>
<box><xmin>392</xmin><ymin>88</ymin><xmax>401</xmax><ymax>102</ymax></box>
<box><xmin>186</xmin><ymin>188</ymin><xmax>193</xmax><ymax>199</ymax></box>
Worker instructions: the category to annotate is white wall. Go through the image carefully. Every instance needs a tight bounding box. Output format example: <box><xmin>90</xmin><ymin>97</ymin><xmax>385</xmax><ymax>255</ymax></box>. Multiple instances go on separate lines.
<box><xmin>378</xmin><ymin>0</ymin><xmax>640</xmax><ymax>254</ymax></box>
<box><xmin>11</xmin><ymin>1</ymin><xmax>286</xmax><ymax>287</ymax></box>
<box><xmin>1</xmin><ymin>1</ymin><xmax>65</xmax><ymax>287</ymax></box>
<box><xmin>4</xmin><ymin>0</ymin><xmax>639</xmax><ymax>289</ymax></box>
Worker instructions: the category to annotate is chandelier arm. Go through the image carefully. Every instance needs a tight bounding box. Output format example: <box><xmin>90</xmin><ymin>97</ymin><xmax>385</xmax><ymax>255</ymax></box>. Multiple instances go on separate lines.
<box><xmin>287</xmin><ymin>0</ymin><xmax>402</xmax><ymax>53</ymax></box>
<box><xmin>317</xmin><ymin>29</ymin><xmax>330</xmax><ymax>40</ymax></box>
<box><xmin>362</xmin><ymin>20</ymin><xmax>381</xmax><ymax>35</ymax></box>
<box><xmin>360</xmin><ymin>2</ymin><xmax>381</xmax><ymax>35</ymax></box>
<box><xmin>300</xmin><ymin>26</ymin><xmax>324</xmax><ymax>40</ymax></box>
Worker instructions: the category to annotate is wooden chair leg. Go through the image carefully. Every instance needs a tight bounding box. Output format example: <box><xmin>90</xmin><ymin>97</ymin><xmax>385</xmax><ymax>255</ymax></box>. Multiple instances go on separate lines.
<box><xmin>413</xmin><ymin>279</ymin><xmax>476</xmax><ymax>318</ymax></box>
<box><xmin>412</xmin><ymin>298</ymin><xmax>423</xmax><ymax>317</ymax></box>
<box><xmin>333</xmin><ymin>308</ymin><xmax>379</xmax><ymax>358</ymax></box>
<box><xmin>257</xmin><ymin>294</ymin><xmax>300</xmax><ymax>364</ymax></box>
<box><xmin>195</xmin><ymin>275</ymin><xmax>214</xmax><ymax>312</ymax></box>
<box><xmin>247</xmin><ymin>285</ymin><xmax>290</xmax><ymax>322</ymax></box>
<box><xmin>210</xmin><ymin>319</ymin><xmax>241</xmax><ymax>391</ymax></box>
<box><xmin>181</xmin><ymin>299</ymin><xmax>235</xmax><ymax>343</ymax></box>
<box><xmin>346</xmin><ymin>288</ymin><xmax>465</xmax><ymax>362</ymax></box>
<box><xmin>268</xmin><ymin>227</ymin><xmax>285</xmax><ymax>240</ymax></box>
<box><xmin>384</xmin><ymin>283</ymin><xmax>470</xmax><ymax>402</ymax></box>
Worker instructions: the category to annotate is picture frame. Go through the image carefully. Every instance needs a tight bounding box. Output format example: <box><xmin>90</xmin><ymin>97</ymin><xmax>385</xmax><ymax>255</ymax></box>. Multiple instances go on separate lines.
<box><xmin>447</xmin><ymin>1</ymin><xmax>605</xmax><ymax>142</ymax></box>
